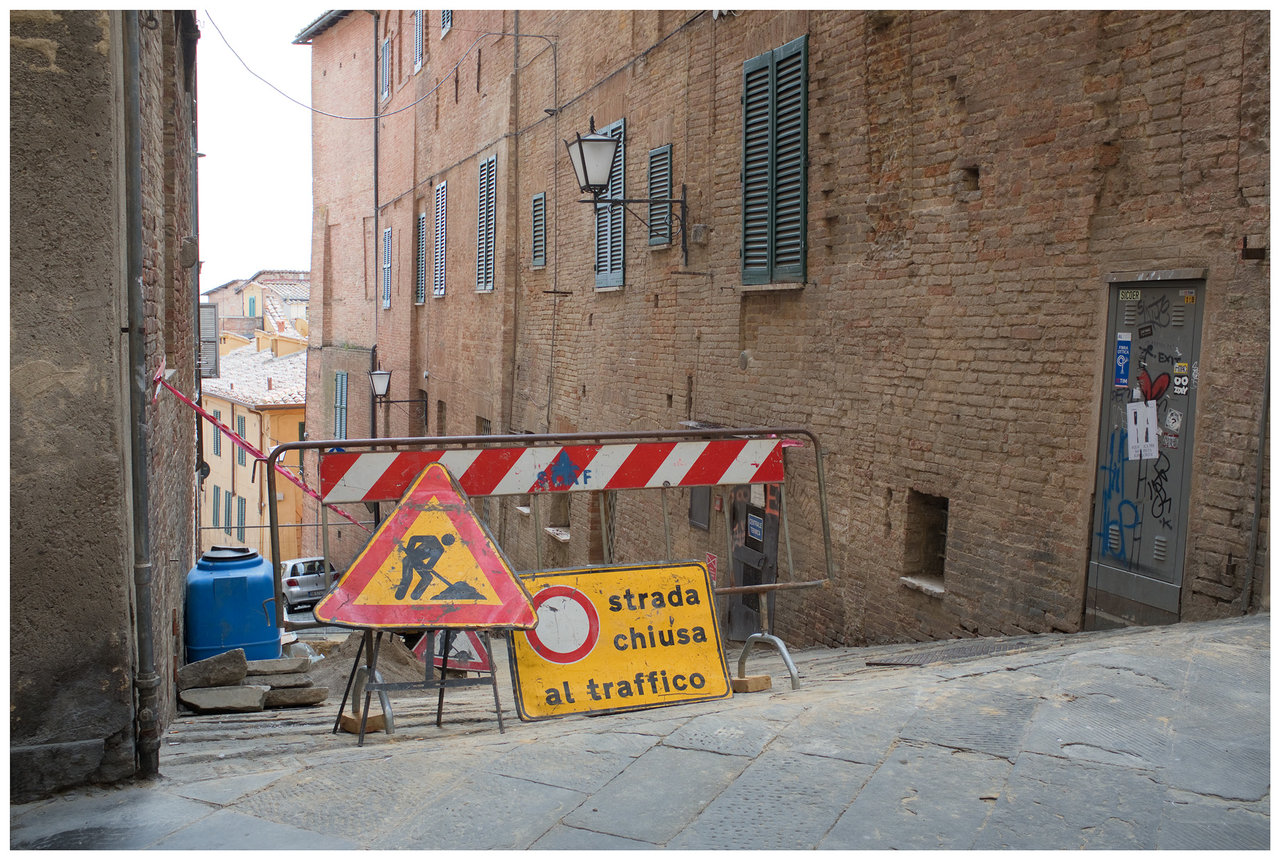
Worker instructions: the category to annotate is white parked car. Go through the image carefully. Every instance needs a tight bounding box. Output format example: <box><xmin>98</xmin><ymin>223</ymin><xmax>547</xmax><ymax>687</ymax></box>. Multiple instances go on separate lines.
<box><xmin>280</xmin><ymin>557</ymin><xmax>339</xmax><ymax>612</ymax></box>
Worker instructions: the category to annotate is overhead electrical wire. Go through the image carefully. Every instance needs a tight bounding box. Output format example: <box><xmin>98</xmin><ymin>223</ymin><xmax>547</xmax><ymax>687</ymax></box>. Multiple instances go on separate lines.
<box><xmin>202</xmin><ymin>10</ymin><xmax>553</xmax><ymax>122</ymax></box>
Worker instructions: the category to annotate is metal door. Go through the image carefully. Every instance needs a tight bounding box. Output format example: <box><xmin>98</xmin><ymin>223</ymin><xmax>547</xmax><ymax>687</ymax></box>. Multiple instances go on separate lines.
<box><xmin>727</xmin><ymin>484</ymin><xmax>780</xmax><ymax>640</ymax></box>
<box><xmin>1087</xmin><ymin>279</ymin><xmax>1204</xmax><ymax>627</ymax></box>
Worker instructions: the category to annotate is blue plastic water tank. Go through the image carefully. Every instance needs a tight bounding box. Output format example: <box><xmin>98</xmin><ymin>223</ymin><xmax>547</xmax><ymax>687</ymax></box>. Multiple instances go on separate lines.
<box><xmin>185</xmin><ymin>545</ymin><xmax>282</xmax><ymax>663</ymax></box>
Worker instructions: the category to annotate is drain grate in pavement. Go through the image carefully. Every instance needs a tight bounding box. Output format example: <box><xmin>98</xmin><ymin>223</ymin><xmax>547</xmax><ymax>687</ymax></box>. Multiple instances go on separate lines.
<box><xmin>866</xmin><ymin>639</ymin><xmax>1037</xmax><ymax>667</ymax></box>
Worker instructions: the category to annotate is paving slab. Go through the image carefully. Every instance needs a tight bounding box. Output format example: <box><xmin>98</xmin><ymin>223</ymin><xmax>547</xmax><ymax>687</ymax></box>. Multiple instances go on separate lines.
<box><xmin>898</xmin><ymin>685</ymin><xmax>1038</xmax><ymax>760</ymax></box>
<box><xmin>661</xmin><ymin>711</ymin><xmax>786</xmax><ymax>757</ymax></box>
<box><xmin>820</xmin><ymin>741</ymin><xmax>1012</xmax><ymax>850</ymax></box>
<box><xmin>530</xmin><ymin>824</ymin><xmax>659</xmax><ymax>850</ymax></box>
<box><xmin>1156</xmin><ymin>789</ymin><xmax>1271</xmax><ymax>850</ymax></box>
<box><xmin>9</xmin><ymin>787</ymin><xmax>216</xmax><ymax>850</ymax></box>
<box><xmin>169</xmin><ymin>770</ymin><xmax>290</xmax><ymax>806</ymax></box>
<box><xmin>371</xmin><ymin>770</ymin><xmax>586</xmax><ymax>850</ymax></box>
<box><xmin>484</xmin><ymin>736</ymin><xmax>639</xmax><ymax>794</ymax></box>
<box><xmin>770</xmin><ymin>694</ymin><xmax>916</xmax><ymax>764</ymax></box>
<box><xmin>670</xmin><ymin>748</ymin><xmax>874</xmax><ymax>850</ymax></box>
<box><xmin>974</xmin><ymin>751</ymin><xmax>1166</xmax><ymax>849</ymax></box>
<box><xmin>150</xmin><ymin>808</ymin><xmax>361</xmax><ymax>850</ymax></box>
<box><xmin>562</xmin><ymin>744</ymin><xmax>748</xmax><ymax>844</ymax></box>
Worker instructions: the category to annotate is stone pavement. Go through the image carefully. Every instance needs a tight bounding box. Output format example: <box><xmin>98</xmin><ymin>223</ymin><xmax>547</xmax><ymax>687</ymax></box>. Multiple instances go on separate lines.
<box><xmin>10</xmin><ymin>614</ymin><xmax>1269</xmax><ymax>850</ymax></box>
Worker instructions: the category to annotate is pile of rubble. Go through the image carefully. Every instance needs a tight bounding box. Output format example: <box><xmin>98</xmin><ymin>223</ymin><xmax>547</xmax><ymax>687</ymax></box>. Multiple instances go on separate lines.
<box><xmin>177</xmin><ymin>648</ymin><xmax>329</xmax><ymax>714</ymax></box>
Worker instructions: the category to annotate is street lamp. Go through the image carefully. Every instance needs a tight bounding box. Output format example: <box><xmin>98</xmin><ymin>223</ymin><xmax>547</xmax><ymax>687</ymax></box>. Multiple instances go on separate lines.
<box><xmin>368</xmin><ymin>368</ymin><xmax>392</xmax><ymax>399</ymax></box>
<box><xmin>565</xmin><ymin>115</ymin><xmax>689</xmax><ymax>266</ymax></box>
<box><xmin>564</xmin><ymin>116</ymin><xmax>622</xmax><ymax>198</ymax></box>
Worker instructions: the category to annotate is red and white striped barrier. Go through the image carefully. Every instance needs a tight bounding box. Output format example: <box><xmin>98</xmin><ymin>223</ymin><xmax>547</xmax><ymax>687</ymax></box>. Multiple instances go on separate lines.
<box><xmin>320</xmin><ymin>438</ymin><xmax>789</xmax><ymax>504</ymax></box>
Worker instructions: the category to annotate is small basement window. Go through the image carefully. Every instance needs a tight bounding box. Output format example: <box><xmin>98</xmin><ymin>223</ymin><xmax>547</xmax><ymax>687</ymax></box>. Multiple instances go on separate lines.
<box><xmin>901</xmin><ymin>490</ymin><xmax>948</xmax><ymax>596</ymax></box>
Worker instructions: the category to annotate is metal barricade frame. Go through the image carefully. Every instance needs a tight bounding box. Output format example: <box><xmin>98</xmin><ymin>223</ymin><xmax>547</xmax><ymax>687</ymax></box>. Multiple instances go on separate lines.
<box><xmin>265</xmin><ymin>426</ymin><xmax>835</xmax><ymax>719</ymax></box>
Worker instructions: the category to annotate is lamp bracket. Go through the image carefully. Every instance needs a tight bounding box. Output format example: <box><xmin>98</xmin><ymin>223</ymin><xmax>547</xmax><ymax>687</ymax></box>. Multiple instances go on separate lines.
<box><xmin>580</xmin><ymin>184</ymin><xmax>689</xmax><ymax>266</ymax></box>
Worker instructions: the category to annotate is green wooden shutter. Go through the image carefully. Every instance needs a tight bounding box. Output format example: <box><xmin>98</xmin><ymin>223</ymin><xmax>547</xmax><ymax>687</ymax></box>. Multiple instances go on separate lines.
<box><xmin>595</xmin><ymin>119</ymin><xmax>625</xmax><ymax>289</ymax></box>
<box><xmin>476</xmin><ymin>155</ymin><xmax>496</xmax><ymax>291</ymax></box>
<box><xmin>741</xmin><ymin>35</ymin><xmax>807</xmax><ymax>285</ymax></box>
<box><xmin>772</xmin><ymin>36</ymin><xmax>807</xmax><ymax>282</ymax></box>
<box><xmin>742</xmin><ymin>53</ymin><xmax>773</xmax><ymax>284</ymax></box>
<box><xmin>648</xmin><ymin>144</ymin><xmax>672</xmax><ymax>246</ymax></box>
<box><xmin>417</xmin><ymin>211</ymin><xmax>427</xmax><ymax>302</ymax></box>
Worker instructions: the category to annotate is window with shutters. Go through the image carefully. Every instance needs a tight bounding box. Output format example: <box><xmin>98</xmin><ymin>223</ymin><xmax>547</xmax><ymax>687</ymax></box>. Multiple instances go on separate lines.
<box><xmin>236</xmin><ymin>496</ymin><xmax>246</xmax><ymax>541</ymax></box>
<box><xmin>211</xmin><ymin>410</ymin><xmax>222</xmax><ymax>457</ymax></box>
<box><xmin>433</xmin><ymin>181</ymin><xmax>447</xmax><ymax>297</ymax></box>
<box><xmin>212</xmin><ymin>486</ymin><xmax>222</xmax><ymax>528</ymax></box>
<box><xmin>476</xmin><ymin>155</ymin><xmax>496</xmax><ymax>292</ymax></box>
<box><xmin>381</xmin><ymin>227</ymin><xmax>392</xmax><ymax>308</ymax></box>
<box><xmin>198</xmin><ymin>304</ymin><xmax>219</xmax><ymax>378</ymax></box>
<box><xmin>413</xmin><ymin>11</ymin><xmax>424</xmax><ymax>72</ymax></box>
<box><xmin>742</xmin><ymin>35</ymin><xmax>807</xmax><ymax>285</ymax></box>
<box><xmin>441</xmin><ymin>10</ymin><xmax>452</xmax><ymax>36</ymax></box>
<box><xmin>531</xmin><ymin>192</ymin><xmax>546</xmax><ymax>268</ymax></box>
<box><xmin>594</xmin><ymin>118</ymin><xmax>625</xmax><ymax>289</ymax></box>
<box><xmin>223</xmin><ymin>491</ymin><xmax>233</xmax><ymax>535</ymax></box>
<box><xmin>334</xmin><ymin>371</ymin><xmax>348</xmax><ymax>439</ymax></box>
<box><xmin>415</xmin><ymin>211</ymin><xmax>427</xmax><ymax>303</ymax></box>
<box><xmin>648</xmin><ymin>144</ymin><xmax>672</xmax><ymax>246</ymax></box>
<box><xmin>380</xmin><ymin>37</ymin><xmax>390</xmax><ymax>101</ymax></box>
<box><xmin>248</xmin><ymin>296</ymin><xmax>257</xmax><ymax>317</ymax></box>
<box><xmin>236</xmin><ymin>415</ymin><xmax>247</xmax><ymax>466</ymax></box>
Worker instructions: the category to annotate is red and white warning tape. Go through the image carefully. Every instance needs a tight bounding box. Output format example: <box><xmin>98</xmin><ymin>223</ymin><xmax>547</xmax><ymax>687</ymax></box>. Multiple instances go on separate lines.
<box><xmin>320</xmin><ymin>437</ymin><xmax>788</xmax><ymax>504</ymax></box>
<box><xmin>153</xmin><ymin>369</ymin><xmax>370</xmax><ymax>532</ymax></box>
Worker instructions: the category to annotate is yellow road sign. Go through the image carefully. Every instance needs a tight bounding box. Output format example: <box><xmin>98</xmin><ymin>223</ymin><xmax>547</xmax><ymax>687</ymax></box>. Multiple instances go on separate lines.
<box><xmin>509</xmin><ymin>562</ymin><xmax>731</xmax><ymax>720</ymax></box>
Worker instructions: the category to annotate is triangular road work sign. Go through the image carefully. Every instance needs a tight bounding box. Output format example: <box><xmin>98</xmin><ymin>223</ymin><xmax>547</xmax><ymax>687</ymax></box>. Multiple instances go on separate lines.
<box><xmin>314</xmin><ymin>463</ymin><xmax>538</xmax><ymax>629</ymax></box>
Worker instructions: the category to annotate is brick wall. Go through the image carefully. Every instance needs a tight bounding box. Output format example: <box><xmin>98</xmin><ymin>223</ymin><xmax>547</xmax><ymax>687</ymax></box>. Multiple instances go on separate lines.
<box><xmin>306</xmin><ymin>10</ymin><xmax>1268</xmax><ymax>646</ymax></box>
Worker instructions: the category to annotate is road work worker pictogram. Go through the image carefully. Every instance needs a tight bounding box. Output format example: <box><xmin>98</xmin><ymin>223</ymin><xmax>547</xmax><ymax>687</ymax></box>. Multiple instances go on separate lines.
<box><xmin>394</xmin><ymin>533</ymin><xmax>483</xmax><ymax>601</ymax></box>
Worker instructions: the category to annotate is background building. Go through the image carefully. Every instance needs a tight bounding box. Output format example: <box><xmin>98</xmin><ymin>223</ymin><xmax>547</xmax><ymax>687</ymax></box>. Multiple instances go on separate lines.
<box><xmin>296</xmin><ymin>10</ymin><xmax>1268</xmax><ymax>646</ymax></box>
<box><xmin>200</xmin><ymin>337</ymin><xmax>309</xmax><ymax>561</ymax></box>
<box><xmin>202</xmin><ymin>269</ymin><xmax>312</xmax><ymax>339</ymax></box>
<box><xmin>11</xmin><ymin>10</ymin><xmax>201</xmax><ymax>800</ymax></box>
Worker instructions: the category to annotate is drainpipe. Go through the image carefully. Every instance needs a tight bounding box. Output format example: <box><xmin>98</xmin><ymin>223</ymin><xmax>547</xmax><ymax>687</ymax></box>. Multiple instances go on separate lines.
<box><xmin>1240</xmin><ymin>354</ymin><xmax>1269</xmax><ymax>613</ymax></box>
<box><xmin>371</xmin><ymin>11</ymin><xmax>381</xmax><ymax>435</ymax></box>
<box><xmin>370</xmin><ymin>12</ymin><xmax>381</xmax><ymax>529</ymax></box>
<box><xmin>124</xmin><ymin>10</ymin><xmax>162</xmax><ymax>778</ymax></box>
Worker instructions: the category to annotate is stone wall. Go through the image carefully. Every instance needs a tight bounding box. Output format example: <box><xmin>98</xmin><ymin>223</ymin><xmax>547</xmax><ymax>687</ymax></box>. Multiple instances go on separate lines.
<box><xmin>10</xmin><ymin>10</ymin><xmax>199</xmax><ymax>800</ymax></box>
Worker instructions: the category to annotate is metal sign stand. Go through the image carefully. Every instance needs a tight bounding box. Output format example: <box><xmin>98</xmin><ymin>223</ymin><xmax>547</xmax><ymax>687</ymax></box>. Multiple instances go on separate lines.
<box><xmin>333</xmin><ymin>627</ymin><xmax>506</xmax><ymax>746</ymax></box>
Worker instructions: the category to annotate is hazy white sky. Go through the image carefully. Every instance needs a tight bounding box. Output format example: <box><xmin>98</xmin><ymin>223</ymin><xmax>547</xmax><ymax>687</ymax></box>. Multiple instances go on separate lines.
<box><xmin>195</xmin><ymin>8</ymin><xmax>327</xmax><ymax>292</ymax></box>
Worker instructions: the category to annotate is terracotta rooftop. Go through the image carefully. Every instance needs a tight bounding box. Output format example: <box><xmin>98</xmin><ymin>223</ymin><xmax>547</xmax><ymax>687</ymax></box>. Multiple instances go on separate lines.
<box><xmin>202</xmin><ymin>344</ymin><xmax>307</xmax><ymax>408</ymax></box>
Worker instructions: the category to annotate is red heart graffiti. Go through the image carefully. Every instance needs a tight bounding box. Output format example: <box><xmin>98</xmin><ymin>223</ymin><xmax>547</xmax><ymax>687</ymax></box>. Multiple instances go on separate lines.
<box><xmin>1138</xmin><ymin>369</ymin><xmax>1170</xmax><ymax>403</ymax></box>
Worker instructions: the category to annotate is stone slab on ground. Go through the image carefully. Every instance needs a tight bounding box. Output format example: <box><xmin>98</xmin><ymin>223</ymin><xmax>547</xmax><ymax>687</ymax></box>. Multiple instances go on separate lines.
<box><xmin>179</xmin><ymin>685</ymin><xmax>269</xmax><ymax>714</ymax></box>
<box><xmin>177</xmin><ymin>649</ymin><xmax>247</xmax><ymax>691</ymax></box>
<box><xmin>264</xmin><ymin>687</ymin><xmax>329</xmax><ymax>708</ymax></box>
<box><xmin>243</xmin><ymin>672</ymin><xmax>313</xmax><ymax>689</ymax></box>
<box><xmin>245</xmin><ymin>656</ymin><xmax>310</xmax><ymax>675</ymax></box>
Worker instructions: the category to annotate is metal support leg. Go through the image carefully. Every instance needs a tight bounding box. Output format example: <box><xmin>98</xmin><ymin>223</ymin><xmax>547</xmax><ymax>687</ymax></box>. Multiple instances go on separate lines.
<box><xmin>737</xmin><ymin>633</ymin><xmax>801</xmax><ymax>690</ymax></box>
<box><xmin>661</xmin><ymin>485</ymin><xmax>673</xmax><ymax>559</ymax></box>
<box><xmin>436</xmin><ymin>629</ymin><xmax>454</xmax><ymax>727</ymax></box>
<box><xmin>332</xmin><ymin>630</ymin><xmax>367</xmax><ymax>734</ymax></box>
<box><xmin>358</xmin><ymin>631</ymin><xmax>381</xmax><ymax>746</ymax></box>
<box><xmin>483</xmin><ymin>631</ymin><xmax>505</xmax><ymax>734</ymax></box>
